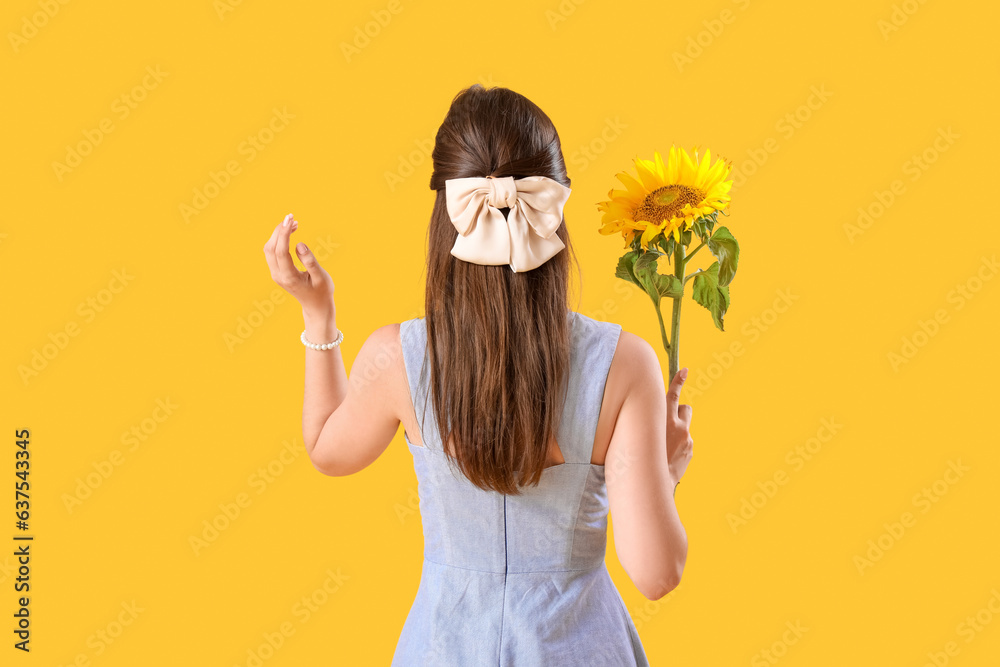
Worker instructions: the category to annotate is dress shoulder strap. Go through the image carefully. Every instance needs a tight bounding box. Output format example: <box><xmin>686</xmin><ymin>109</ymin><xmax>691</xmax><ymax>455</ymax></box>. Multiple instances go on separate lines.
<box><xmin>399</xmin><ymin>317</ymin><xmax>439</xmax><ymax>450</ymax></box>
<box><xmin>557</xmin><ymin>311</ymin><xmax>623</xmax><ymax>464</ymax></box>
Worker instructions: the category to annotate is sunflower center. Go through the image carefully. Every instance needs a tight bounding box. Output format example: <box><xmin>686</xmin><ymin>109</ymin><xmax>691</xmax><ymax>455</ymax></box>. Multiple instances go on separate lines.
<box><xmin>635</xmin><ymin>185</ymin><xmax>705</xmax><ymax>223</ymax></box>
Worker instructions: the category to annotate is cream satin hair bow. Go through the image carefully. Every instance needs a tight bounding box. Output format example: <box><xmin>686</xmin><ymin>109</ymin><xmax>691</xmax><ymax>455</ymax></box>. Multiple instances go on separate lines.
<box><xmin>445</xmin><ymin>175</ymin><xmax>572</xmax><ymax>273</ymax></box>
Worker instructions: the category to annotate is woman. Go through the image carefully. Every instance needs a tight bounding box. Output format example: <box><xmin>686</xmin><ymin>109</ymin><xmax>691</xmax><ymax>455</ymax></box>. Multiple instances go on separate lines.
<box><xmin>262</xmin><ymin>84</ymin><xmax>692</xmax><ymax>665</ymax></box>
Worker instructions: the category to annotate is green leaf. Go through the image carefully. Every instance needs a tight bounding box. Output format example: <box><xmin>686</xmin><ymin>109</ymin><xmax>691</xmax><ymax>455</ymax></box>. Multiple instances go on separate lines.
<box><xmin>615</xmin><ymin>249</ymin><xmax>642</xmax><ymax>289</ymax></box>
<box><xmin>692</xmin><ymin>218</ymin><xmax>709</xmax><ymax>243</ymax></box>
<box><xmin>633</xmin><ymin>248</ymin><xmax>662</xmax><ymax>273</ymax></box>
<box><xmin>646</xmin><ymin>272</ymin><xmax>683</xmax><ymax>302</ymax></box>
<box><xmin>691</xmin><ymin>261</ymin><xmax>730</xmax><ymax>331</ymax></box>
<box><xmin>707</xmin><ymin>226</ymin><xmax>740</xmax><ymax>287</ymax></box>
<box><xmin>633</xmin><ymin>250</ymin><xmax>683</xmax><ymax>302</ymax></box>
<box><xmin>656</xmin><ymin>235</ymin><xmax>675</xmax><ymax>259</ymax></box>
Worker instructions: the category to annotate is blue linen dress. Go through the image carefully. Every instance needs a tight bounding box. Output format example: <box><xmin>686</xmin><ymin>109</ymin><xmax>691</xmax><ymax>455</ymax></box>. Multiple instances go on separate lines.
<box><xmin>391</xmin><ymin>310</ymin><xmax>650</xmax><ymax>666</ymax></box>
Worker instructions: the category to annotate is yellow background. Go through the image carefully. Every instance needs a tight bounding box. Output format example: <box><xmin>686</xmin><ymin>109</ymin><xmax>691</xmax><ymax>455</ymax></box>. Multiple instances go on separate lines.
<box><xmin>4</xmin><ymin>0</ymin><xmax>999</xmax><ymax>664</ymax></box>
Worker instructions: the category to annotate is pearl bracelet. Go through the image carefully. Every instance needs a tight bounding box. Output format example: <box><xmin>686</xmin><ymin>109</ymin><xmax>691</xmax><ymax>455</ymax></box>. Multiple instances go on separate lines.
<box><xmin>300</xmin><ymin>328</ymin><xmax>344</xmax><ymax>350</ymax></box>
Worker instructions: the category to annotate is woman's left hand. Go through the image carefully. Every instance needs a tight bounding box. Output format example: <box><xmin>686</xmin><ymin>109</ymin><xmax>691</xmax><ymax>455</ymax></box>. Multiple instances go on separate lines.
<box><xmin>263</xmin><ymin>213</ymin><xmax>336</xmax><ymax>320</ymax></box>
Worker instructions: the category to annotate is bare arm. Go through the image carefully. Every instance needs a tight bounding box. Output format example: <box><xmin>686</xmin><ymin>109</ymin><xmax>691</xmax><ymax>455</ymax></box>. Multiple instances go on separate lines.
<box><xmin>263</xmin><ymin>213</ymin><xmax>402</xmax><ymax>475</ymax></box>
<box><xmin>300</xmin><ymin>311</ymin><xmax>347</xmax><ymax>456</ymax></box>
<box><xmin>604</xmin><ymin>332</ymin><xmax>691</xmax><ymax>600</ymax></box>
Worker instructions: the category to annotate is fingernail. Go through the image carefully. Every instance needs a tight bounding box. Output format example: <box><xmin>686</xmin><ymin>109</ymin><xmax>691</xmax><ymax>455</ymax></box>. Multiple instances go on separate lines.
<box><xmin>679</xmin><ymin>368</ymin><xmax>688</xmax><ymax>380</ymax></box>
<box><xmin>297</xmin><ymin>243</ymin><xmax>308</xmax><ymax>254</ymax></box>
<box><xmin>283</xmin><ymin>216</ymin><xmax>289</xmax><ymax>227</ymax></box>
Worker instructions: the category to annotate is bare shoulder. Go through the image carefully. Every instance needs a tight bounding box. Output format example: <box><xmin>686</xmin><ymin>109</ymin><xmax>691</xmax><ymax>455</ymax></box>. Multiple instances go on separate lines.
<box><xmin>592</xmin><ymin>328</ymin><xmax>660</xmax><ymax>465</ymax></box>
<box><xmin>351</xmin><ymin>322</ymin><xmax>414</xmax><ymax>436</ymax></box>
<box><xmin>363</xmin><ymin>322</ymin><xmax>402</xmax><ymax>351</ymax></box>
<box><xmin>601</xmin><ymin>327</ymin><xmax>666</xmax><ymax>461</ymax></box>
<box><xmin>607</xmin><ymin>328</ymin><xmax>661</xmax><ymax>396</ymax></box>
<box><xmin>349</xmin><ymin>322</ymin><xmax>407</xmax><ymax>397</ymax></box>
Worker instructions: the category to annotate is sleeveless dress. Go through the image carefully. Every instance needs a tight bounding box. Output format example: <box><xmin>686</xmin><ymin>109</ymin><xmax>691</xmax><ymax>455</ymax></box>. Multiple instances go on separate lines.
<box><xmin>392</xmin><ymin>309</ymin><xmax>650</xmax><ymax>666</ymax></box>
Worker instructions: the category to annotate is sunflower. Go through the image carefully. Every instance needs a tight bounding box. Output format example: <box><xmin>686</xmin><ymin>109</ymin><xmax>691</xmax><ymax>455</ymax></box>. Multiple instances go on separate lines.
<box><xmin>597</xmin><ymin>145</ymin><xmax>733</xmax><ymax>250</ymax></box>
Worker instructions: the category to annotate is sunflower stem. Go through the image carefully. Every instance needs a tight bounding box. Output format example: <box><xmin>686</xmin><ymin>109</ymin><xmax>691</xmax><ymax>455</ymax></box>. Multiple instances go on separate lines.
<box><xmin>682</xmin><ymin>240</ymin><xmax>706</xmax><ymax>267</ymax></box>
<box><xmin>668</xmin><ymin>241</ymin><xmax>685</xmax><ymax>384</ymax></box>
<box><xmin>683</xmin><ymin>269</ymin><xmax>704</xmax><ymax>285</ymax></box>
<box><xmin>652</xmin><ymin>297</ymin><xmax>671</xmax><ymax>356</ymax></box>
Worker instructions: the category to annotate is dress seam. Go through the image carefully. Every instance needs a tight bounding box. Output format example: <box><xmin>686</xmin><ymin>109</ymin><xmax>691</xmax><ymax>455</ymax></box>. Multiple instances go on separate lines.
<box><xmin>421</xmin><ymin>555</ymin><xmax>604</xmax><ymax>574</ymax></box>
<box><xmin>568</xmin><ymin>471</ymin><xmax>588</xmax><ymax>568</ymax></box>
<box><xmin>498</xmin><ymin>495</ymin><xmax>507</xmax><ymax>666</ymax></box>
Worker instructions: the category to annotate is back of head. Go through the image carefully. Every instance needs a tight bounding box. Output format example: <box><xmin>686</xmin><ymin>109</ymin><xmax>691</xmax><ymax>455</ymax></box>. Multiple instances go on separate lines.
<box><xmin>423</xmin><ymin>84</ymin><xmax>580</xmax><ymax>494</ymax></box>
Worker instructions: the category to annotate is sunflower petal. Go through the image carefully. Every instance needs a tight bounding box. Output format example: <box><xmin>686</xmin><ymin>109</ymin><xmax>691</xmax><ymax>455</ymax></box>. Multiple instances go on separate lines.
<box><xmin>653</xmin><ymin>150</ymin><xmax>666</xmax><ymax>180</ymax></box>
<box><xmin>704</xmin><ymin>155</ymin><xmax>728</xmax><ymax>185</ymax></box>
<box><xmin>614</xmin><ymin>171</ymin><xmax>648</xmax><ymax>200</ymax></box>
<box><xmin>667</xmin><ymin>145</ymin><xmax>680</xmax><ymax>184</ymax></box>
<box><xmin>640</xmin><ymin>222</ymin><xmax>662</xmax><ymax>249</ymax></box>
<box><xmin>695</xmin><ymin>148</ymin><xmax>711</xmax><ymax>187</ymax></box>
<box><xmin>673</xmin><ymin>147</ymin><xmax>693</xmax><ymax>185</ymax></box>
<box><xmin>634</xmin><ymin>158</ymin><xmax>662</xmax><ymax>191</ymax></box>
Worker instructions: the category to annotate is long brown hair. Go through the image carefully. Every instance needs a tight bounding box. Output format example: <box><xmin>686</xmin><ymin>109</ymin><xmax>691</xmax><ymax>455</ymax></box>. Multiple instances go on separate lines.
<box><xmin>421</xmin><ymin>84</ymin><xmax>582</xmax><ymax>495</ymax></box>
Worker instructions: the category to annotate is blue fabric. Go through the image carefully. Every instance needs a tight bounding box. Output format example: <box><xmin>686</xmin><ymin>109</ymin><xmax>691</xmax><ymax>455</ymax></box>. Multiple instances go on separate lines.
<box><xmin>392</xmin><ymin>310</ymin><xmax>650</xmax><ymax>666</ymax></box>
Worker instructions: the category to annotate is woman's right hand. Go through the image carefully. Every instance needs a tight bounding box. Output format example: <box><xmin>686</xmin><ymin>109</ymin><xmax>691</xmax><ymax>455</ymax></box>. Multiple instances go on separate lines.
<box><xmin>666</xmin><ymin>368</ymin><xmax>693</xmax><ymax>484</ymax></box>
